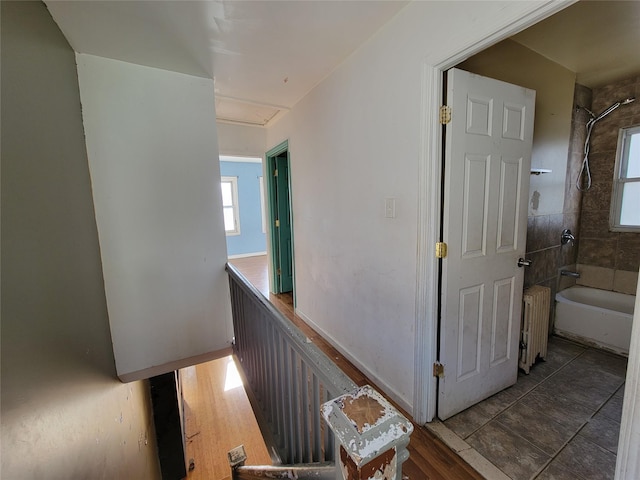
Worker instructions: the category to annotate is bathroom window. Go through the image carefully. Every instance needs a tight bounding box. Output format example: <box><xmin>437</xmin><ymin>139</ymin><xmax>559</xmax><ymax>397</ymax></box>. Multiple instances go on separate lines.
<box><xmin>610</xmin><ymin>125</ymin><xmax>640</xmax><ymax>231</ymax></box>
<box><xmin>221</xmin><ymin>176</ymin><xmax>240</xmax><ymax>235</ymax></box>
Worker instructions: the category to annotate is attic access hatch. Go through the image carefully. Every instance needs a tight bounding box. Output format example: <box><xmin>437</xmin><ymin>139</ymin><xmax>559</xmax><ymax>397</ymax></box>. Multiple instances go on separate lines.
<box><xmin>215</xmin><ymin>96</ymin><xmax>287</xmax><ymax>127</ymax></box>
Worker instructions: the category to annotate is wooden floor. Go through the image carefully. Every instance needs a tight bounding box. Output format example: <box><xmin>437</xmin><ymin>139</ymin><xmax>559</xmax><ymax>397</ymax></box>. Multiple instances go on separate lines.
<box><xmin>182</xmin><ymin>357</ymin><xmax>272</xmax><ymax>480</ymax></box>
<box><xmin>183</xmin><ymin>254</ymin><xmax>483</xmax><ymax>480</ymax></box>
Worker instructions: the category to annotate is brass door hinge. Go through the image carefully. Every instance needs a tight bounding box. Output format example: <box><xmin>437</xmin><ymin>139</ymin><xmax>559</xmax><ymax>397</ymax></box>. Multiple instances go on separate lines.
<box><xmin>433</xmin><ymin>362</ymin><xmax>444</xmax><ymax>378</ymax></box>
<box><xmin>275</xmin><ymin>219</ymin><xmax>280</xmax><ymax>227</ymax></box>
<box><xmin>276</xmin><ymin>268</ymin><xmax>282</xmax><ymax>276</ymax></box>
<box><xmin>439</xmin><ymin>105</ymin><xmax>452</xmax><ymax>125</ymax></box>
<box><xmin>436</xmin><ymin>242</ymin><xmax>448</xmax><ymax>259</ymax></box>
<box><xmin>274</xmin><ymin>169</ymin><xmax>278</xmax><ymax>177</ymax></box>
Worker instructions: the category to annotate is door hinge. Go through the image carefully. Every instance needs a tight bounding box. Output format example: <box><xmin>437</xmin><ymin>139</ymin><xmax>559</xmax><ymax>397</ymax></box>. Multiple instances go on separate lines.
<box><xmin>433</xmin><ymin>362</ymin><xmax>444</xmax><ymax>378</ymax></box>
<box><xmin>275</xmin><ymin>219</ymin><xmax>280</xmax><ymax>228</ymax></box>
<box><xmin>439</xmin><ymin>105</ymin><xmax>452</xmax><ymax>125</ymax></box>
<box><xmin>274</xmin><ymin>169</ymin><xmax>278</xmax><ymax>177</ymax></box>
<box><xmin>435</xmin><ymin>242</ymin><xmax>448</xmax><ymax>259</ymax></box>
<box><xmin>276</xmin><ymin>268</ymin><xmax>282</xmax><ymax>276</ymax></box>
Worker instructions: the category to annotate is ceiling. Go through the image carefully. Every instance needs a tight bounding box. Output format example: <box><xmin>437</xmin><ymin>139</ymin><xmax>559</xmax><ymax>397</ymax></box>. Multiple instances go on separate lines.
<box><xmin>45</xmin><ymin>1</ymin><xmax>640</xmax><ymax>127</ymax></box>
<box><xmin>45</xmin><ymin>0</ymin><xmax>409</xmax><ymax>127</ymax></box>
<box><xmin>511</xmin><ymin>0</ymin><xmax>640</xmax><ymax>89</ymax></box>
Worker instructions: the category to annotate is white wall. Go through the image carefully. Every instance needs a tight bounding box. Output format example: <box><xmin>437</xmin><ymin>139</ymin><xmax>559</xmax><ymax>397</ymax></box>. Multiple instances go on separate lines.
<box><xmin>267</xmin><ymin>1</ymin><xmax>567</xmax><ymax>412</ymax></box>
<box><xmin>77</xmin><ymin>55</ymin><xmax>232</xmax><ymax>381</ymax></box>
<box><xmin>217</xmin><ymin>121</ymin><xmax>267</xmax><ymax>158</ymax></box>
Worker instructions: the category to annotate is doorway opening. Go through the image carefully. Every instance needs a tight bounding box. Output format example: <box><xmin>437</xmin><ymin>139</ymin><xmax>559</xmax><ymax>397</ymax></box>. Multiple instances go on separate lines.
<box><xmin>220</xmin><ymin>155</ymin><xmax>267</xmax><ymax>260</ymax></box>
<box><xmin>423</xmin><ymin>2</ymin><xmax>637</xmax><ymax>477</ymax></box>
<box><xmin>265</xmin><ymin>140</ymin><xmax>294</xmax><ymax>296</ymax></box>
<box><xmin>436</xmin><ymin>67</ymin><xmax>535</xmax><ymax>421</ymax></box>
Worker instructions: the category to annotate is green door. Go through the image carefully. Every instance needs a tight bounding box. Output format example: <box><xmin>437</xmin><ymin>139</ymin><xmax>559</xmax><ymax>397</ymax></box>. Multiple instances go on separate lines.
<box><xmin>266</xmin><ymin>141</ymin><xmax>294</xmax><ymax>295</ymax></box>
<box><xmin>275</xmin><ymin>153</ymin><xmax>293</xmax><ymax>292</ymax></box>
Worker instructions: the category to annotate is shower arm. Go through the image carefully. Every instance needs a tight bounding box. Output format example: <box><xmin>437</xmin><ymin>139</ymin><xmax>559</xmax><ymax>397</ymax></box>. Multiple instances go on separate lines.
<box><xmin>577</xmin><ymin>97</ymin><xmax>636</xmax><ymax>191</ymax></box>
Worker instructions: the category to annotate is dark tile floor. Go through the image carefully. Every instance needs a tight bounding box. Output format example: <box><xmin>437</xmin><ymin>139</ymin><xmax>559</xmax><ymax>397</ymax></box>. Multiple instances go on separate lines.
<box><xmin>444</xmin><ymin>336</ymin><xmax>627</xmax><ymax>480</ymax></box>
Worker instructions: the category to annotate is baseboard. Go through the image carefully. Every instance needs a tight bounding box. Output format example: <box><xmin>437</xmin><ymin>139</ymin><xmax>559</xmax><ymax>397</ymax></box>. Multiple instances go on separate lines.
<box><xmin>294</xmin><ymin>308</ymin><xmax>413</xmax><ymax>416</ymax></box>
<box><xmin>227</xmin><ymin>251</ymin><xmax>267</xmax><ymax>260</ymax></box>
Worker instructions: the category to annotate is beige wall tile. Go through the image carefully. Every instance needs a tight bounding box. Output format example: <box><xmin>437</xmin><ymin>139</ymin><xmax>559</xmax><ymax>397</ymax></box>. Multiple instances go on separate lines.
<box><xmin>578</xmin><ymin>238</ymin><xmax>617</xmax><ymax>268</ymax></box>
<box><xmin>613</xmin><ymin>269</ymin><xmax>639</xmax><ymax>295</ymax></box>
<box><xmin>576</xmin><ymin>264</ymin><xmax>615</xmax><ymax>290</ymax></box>
<box><xmin>577</xmin><ymin>74</ymin><xmax>640</xmax><ymax>278</ymax></box>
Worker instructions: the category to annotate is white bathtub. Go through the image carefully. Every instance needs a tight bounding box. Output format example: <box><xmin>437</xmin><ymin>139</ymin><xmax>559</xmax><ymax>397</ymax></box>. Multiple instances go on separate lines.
<box><xmin>554</xmin><ymin>285</ymin><xmax>635</xmax><ymax>355</ymax></box>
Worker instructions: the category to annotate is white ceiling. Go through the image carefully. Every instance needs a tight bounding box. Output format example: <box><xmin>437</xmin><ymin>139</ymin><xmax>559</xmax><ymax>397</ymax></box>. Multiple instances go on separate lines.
<box><xmin>45</xmin><ymin>0</ymin><xmax>409</xmax><ymax>126</ymax></box>
<box><xmin>511</xmin><ymin>0</ymin><xmax>640</xmax><ymax>89</ymax></box>
<box><xmin>45</xmin><ymin>1</ymin><xmax>640</xmax><ymax>127</ymax></box>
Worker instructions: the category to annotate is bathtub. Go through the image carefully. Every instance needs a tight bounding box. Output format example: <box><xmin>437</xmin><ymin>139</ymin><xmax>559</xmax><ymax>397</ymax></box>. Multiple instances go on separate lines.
<box><xmin>554</xmin><ymin>285</ymin><xmax>635</xmax><ymax>355</ymax></box>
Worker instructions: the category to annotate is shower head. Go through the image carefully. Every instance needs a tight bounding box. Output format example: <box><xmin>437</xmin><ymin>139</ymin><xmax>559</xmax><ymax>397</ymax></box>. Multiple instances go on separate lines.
<box><xmin>621</xmin><ymin>97</ymin><xmax>636</xmax><ymax>105</ymax></box>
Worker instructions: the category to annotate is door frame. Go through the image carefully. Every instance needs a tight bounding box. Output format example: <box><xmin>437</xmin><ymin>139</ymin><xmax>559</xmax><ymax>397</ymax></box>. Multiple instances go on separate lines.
<box><xmin>413</xmin><ymin>1</ymin><xmax>577</xmax><ymax>425</ymax></box>
<box><xmin>265</xmin><ymin>140</ymin><xmax>295</xmax><ymax>296</ymax></box>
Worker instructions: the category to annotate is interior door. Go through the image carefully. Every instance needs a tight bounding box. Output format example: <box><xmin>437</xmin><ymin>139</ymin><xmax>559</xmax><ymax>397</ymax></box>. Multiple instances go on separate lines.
<box><xmin>438</xmin><ymin>68</ymin><xmax>535</xmax><ymax>420</ymax></box>
<box><xmin>275</xmin><ymin>152</ymin><xmax>293</xmax><ymax>292</ymax></box>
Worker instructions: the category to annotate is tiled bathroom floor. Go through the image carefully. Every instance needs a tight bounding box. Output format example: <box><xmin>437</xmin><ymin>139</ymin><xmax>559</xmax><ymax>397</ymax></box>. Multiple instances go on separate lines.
<box><xmin>442</xmin><ymin>336</ymin><xmax>627</xmax><ymax>480</ymax></box>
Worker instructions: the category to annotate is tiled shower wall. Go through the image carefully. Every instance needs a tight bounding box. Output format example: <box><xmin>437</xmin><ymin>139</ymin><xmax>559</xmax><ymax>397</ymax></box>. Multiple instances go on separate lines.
<box><xmin>524</xmin><ymin>84</ymin><xmax>589</xmax><ymax>327</ymax></box>
<box><xmin>577</xmin><ymin>75</ymin><xmax>640</xmax><ymax>295</ymax></box>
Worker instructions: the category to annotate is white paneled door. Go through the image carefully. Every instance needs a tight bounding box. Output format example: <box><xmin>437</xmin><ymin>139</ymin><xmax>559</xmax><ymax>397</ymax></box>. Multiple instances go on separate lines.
<box><xmin>438</xmin><ymin>68</ymin><xmax>535</xmax><ymax>420</ymax></box>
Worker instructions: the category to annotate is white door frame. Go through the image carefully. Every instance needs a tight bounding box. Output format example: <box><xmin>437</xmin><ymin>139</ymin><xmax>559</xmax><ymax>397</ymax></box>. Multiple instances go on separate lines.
<box><xmin>414</xmin><ymin>0</ymin><xmax>576</xmax><ymax>424</ymax></box>
<box><xmin>616</xmin><ymin>279</ymin><xmax>640</xmax><ymax>479</ymax></box>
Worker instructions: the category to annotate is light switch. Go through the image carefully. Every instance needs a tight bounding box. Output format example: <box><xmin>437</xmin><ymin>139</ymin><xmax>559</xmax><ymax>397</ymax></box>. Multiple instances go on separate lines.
<box><xmin>384</xmin><ymin>197</ymin><xmax>396</xmax><ymax>218</ymax></box>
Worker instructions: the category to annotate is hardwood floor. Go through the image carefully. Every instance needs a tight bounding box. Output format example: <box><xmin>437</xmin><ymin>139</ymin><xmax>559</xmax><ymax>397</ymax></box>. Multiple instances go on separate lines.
<box><xmin>184</xmin><ymin>254</ymin><xmax>483</xmax><ymax>480</ymax></box>
<box><xmin>182</xmin><ymin>357</ymin><xmax>272</xmax><ymax>480</ymax></box>
<box><xmin>227</xmin><ymin>255</ymin><xmax>270</xmax><ymax>296</ymax></box>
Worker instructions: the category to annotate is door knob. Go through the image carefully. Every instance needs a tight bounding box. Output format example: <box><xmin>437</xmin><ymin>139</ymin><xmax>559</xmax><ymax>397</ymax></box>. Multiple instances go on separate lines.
<box><xmin>517</xmin><ymin>258</ymin><xmax>532</xmax><ymax>268</ymax></box>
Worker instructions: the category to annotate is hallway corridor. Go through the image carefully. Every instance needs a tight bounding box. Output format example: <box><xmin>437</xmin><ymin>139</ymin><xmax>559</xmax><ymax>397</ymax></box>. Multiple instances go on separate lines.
<box><xmin>182</xmin><ymin>254</ymin><xmax>484</xmax><ymax>480</ymax></box>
